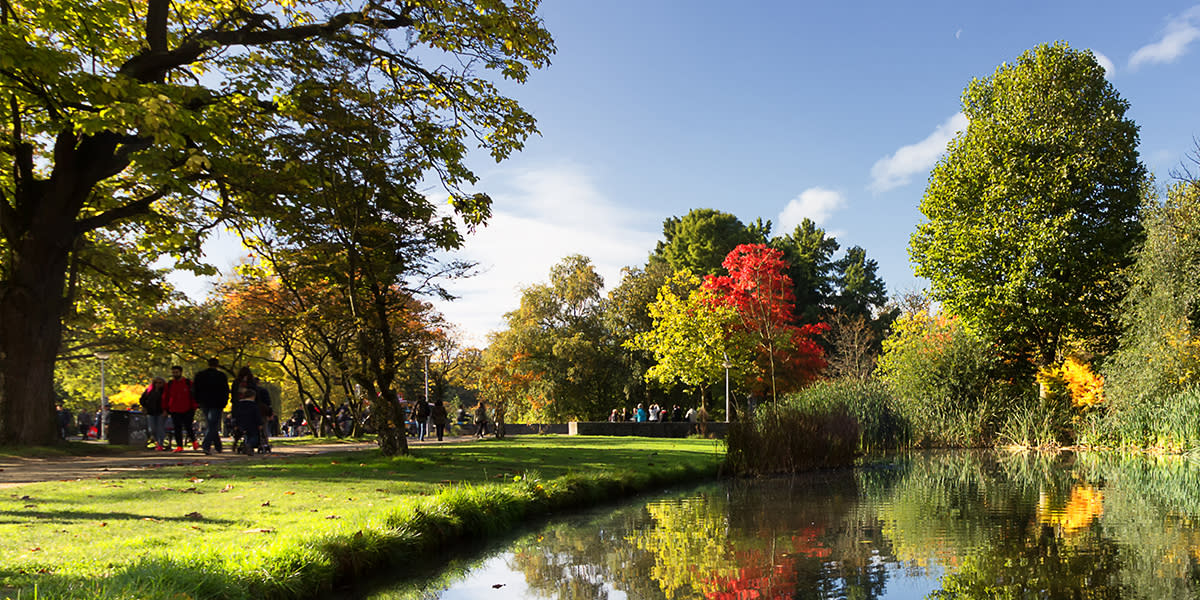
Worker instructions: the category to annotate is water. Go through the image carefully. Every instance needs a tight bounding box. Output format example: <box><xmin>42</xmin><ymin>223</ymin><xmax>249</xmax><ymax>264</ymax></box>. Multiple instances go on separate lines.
<box><xmin>362</xmin><ymin>451</ymin><xmax>1200</xmax><ymax>599</ymax></box>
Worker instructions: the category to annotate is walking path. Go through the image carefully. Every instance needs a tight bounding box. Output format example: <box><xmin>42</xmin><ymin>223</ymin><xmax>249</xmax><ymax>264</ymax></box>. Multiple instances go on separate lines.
<box><xmin>0</xmin><ymin>436</ymin><xmax>473</xmax><ymax>488</ymax></box>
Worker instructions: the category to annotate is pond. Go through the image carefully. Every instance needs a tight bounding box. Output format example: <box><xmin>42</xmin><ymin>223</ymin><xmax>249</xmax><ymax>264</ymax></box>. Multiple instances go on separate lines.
<box><xmin>360</xmin><ymin>451</ymin><xmax>1200</xmax><ymax>599</ymax></box>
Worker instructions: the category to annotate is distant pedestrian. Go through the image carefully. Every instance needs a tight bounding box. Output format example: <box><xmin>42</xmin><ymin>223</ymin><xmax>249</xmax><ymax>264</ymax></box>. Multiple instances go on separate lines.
<box><xmin>608</xmin><ymin>409</ymin><xmax>620</xmax><ymax>422</ymax></box>
<box><xmin>55</xmin><ymin>404</ymin><xmax>71</xmax><ymax>440</ymax></box>
<box><xmin>414</xmin><ymin>397</ymin><xmax>431</xmax><ymax>441</ymax></box>
<box><xmin>164</xmin><ymin>366</ymin><xmax>198</xmax><ymax>452</ymax></box>
<box><xmin>77</xmin><ymin>410</ymin><xmax>94</xmax><ymax>440</ymax></box>
<box><xmin>431</xmin><ymin>399</ymin><xmax>448</xmax><ymax>441</ymax></box>
<box><xmin>256</xmin><ymin>383</ymin><xmax>274</xmax><ymax>453</ymax></box>
<box><xmin>139</xmin><ymin>377</ymin><xmax>168</xmax><ymax>450</ymax></box>
<box><xmin>194</xmin><ymin>358</ymin><xmax>230</xmax><ymax>455</ymax></box>
<box><xmin>474</xmin><ymin>401</ymin><xmax>488</xmax><ymax>438</ymax></box>
<box><xmin>635</xmin><ymin>403</ymin><xmax>648</xmax><ymax>423</ymax></box>
<box><xmin>231</xmin><ymin>367</ymin><xmax>262</xmax><ymax>455</ymax></box>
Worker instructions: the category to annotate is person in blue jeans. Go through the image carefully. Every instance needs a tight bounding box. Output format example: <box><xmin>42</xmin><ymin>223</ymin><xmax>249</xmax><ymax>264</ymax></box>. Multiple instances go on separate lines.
<box><xmin>194</xmin><ymin>358</ymin><xmax>230</xmax><ymax>455</ymax></box>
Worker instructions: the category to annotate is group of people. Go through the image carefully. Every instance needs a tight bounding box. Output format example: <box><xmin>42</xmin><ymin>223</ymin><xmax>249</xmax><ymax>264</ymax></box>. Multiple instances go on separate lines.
<box><xmin>409</xmin><ymin>397</ymin><xmax>450</xmax><ymax>441</ymax></box>
<box><xmin>138</xmin><ymin>359</ymin><xmax>274</xmax><ymax>455</ymax></box>
<box><xmin>610</xmin><ymin>403</ymin><xmax>702</xmax><ymax>424</ymax></box>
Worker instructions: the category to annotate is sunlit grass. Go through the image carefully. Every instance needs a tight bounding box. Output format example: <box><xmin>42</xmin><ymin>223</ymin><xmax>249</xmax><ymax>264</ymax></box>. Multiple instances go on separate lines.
<box><xmin>0</xmin><ymin>436</ymin><xmax>724</xmax><ymax>600</ymax></box>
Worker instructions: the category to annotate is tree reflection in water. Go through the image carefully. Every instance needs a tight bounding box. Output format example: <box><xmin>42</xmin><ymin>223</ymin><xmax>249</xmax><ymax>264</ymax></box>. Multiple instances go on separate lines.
<box><xmin>363</xmin><ymin>452</ymin><xmax>1200</xmax><ymax>600</ymax></box>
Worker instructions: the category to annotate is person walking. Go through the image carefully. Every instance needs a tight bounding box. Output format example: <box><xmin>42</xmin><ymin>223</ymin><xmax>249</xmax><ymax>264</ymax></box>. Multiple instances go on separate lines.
<box><xmin>194</xmin><ymin>358</ymin><xmax>230</xmax><ymax>455</ymax></box>
<box><xmin>231</xmin><ymin>367</ymin><xmax>262</xmax><ymax>455</ymax></box>
<box><xmin>431</xmin><ymin>399</ymin><xmax>448</xmax><ymax>441</ymax></box>
<box><xmin>414</xmin><ymin>397</ymin><xmax>431</xmax><ymax>441</ymax></box>
<box><xmin>139</xmin><ymin>377</ymin><xmax>168</xmax><ymax>450</ymax></box>
<box><xmin>473</xmin><ymin>401</ymin><xmax>488</xmax><ymax>438</ymax></box>
<box><xmin>164</xmin><ymin>366</ymin><xmax>199</xmax><ymax>452</ymax></box>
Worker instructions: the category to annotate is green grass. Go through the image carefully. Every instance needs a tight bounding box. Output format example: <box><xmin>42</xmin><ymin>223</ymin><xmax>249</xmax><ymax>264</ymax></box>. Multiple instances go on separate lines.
<box><xmin>0</xmin><ymin>436</ymin><xmax>724</xmax><ymax>600</ymax></box>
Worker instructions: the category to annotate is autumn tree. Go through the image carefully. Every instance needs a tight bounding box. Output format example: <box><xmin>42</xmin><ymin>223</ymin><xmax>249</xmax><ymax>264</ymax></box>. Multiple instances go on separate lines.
<box><xmin>627</xmin><ymin>270</ymin><xmax>753</xmax><ymax>414</ymax></box>
<box><xmin>485</xmin><ymin>255</ymin><xmax>623</xmax><ymax>422</ymax></box>
<box><xmin>0</xmin><ymin>0</ymin><xmax>553</xmax><ymax>445</ymax></box>
<box><xmin>603</xmin><ymin>260</ymin><xmax>674</xmax><ymax>406</ymax></box>
<box><xmin>704</xmin><ymin>244</ymin><xmax>827</xmax><ymax>400</ymax></box>
<box><xmin>910</xmin><ymin>42</ymin><xmax>1146</xmax><ymax>368</ymax></box>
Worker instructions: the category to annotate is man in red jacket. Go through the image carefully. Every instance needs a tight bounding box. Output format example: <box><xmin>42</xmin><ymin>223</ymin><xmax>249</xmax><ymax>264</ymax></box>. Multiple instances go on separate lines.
<box><xmin>164</xmin><ymin>365</ymin><xmax>199</xmax><ymax>452</ymax></box>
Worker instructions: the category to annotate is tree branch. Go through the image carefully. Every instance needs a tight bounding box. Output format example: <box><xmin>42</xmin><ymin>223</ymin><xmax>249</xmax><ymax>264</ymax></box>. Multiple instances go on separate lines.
<box><xmin>119</xmin><ymin>9</ymin><xmax>415</xmax><ymax>83</ymax></box>
<box><xmin>73</xmin><ymin>187</ymin><xmax>172</xmax><ymax>235</ymax></box>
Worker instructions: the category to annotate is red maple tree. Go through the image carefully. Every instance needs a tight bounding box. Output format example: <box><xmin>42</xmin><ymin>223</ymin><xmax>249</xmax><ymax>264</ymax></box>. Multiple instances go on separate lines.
<box><xmin>703</xmin><ymin>244</ymin><xmax>827</xmax><ymax>399</ymax></box>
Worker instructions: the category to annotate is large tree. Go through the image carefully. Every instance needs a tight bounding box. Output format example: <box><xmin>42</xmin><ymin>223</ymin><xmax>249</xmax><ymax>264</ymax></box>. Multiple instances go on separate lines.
<box><xmin>0</xmin><ymin>0</ymin><xmax>553</xmax><ymax>444</ymax></box>
<box><xmin>770</xmin><ymin>218</ymin><xmax>839</xmax><ymax>324</ymax></box>
<box><xmin>653</xmin><ymin>209</ymin><xmax>768</xmax><ymax>276</ymax></box>
<box><xmin>910</xmin><ymin>42</ymin><xmax>1146</xmax><ymax>368</ymax></box>
<box><xmin>486</xmin><ymin>255</ymin><xmax>623</xmax><ymax>421</ymax></box>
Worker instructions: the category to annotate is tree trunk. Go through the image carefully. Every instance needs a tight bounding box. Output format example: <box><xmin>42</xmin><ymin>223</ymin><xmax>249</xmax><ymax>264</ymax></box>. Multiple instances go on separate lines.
<box><xmin>0</xmin><ymin>229</ymin><xmax>72</xmax><ymax>446</ymax></box>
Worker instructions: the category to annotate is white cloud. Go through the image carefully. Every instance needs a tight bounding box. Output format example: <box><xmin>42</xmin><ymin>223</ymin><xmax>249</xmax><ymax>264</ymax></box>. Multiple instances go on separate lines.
<box><xmin>1129</xmin><ymin>5</ymin><xmax>1200</xmax><ymax>69</ymax></box>
<box><xmin>955</xmin><ymin>28</ymin><xmax>963</xmax><ymax>40</ymax></box>
<box><xmin>1092</xmin><ymin>51</ymin><xmax>1116</xmax><ymax>78</ymax></box>
<box><xmin>869</xmin><ymin>112</ymin><xmax>968</xmax><ymax>193</ymax></box>
<box><xmin>435</xmin><ymin>164</ymin><xmax>658</xmax><ymax>346</ymax></box>
<box><xmin>777</xmin><ymin>187</ymin><xmax>846</xmax><ymax>233</ymax></box>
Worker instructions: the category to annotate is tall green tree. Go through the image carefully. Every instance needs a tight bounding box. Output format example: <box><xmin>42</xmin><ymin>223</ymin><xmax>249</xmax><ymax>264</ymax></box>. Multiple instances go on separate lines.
<box><xmin>910</xmin><ymin>42</ymin><xmax>1146</xmax><ymax>368</ymax></box>
<box><xmin>653</xmin><ymin>209</ymin><xmax>766</xmax><ymax>276</ymax></box>
<box><xmin>1105</xmin><ymin>180</ymin><xmax>1200</xmax><ymax>415</ymax></box>
<box><xmin>0</xmin><ymin>0</ymin><xmax>553</xmax><ymax>444</ymax></box>
<box><xmin>770</xmin><ymin>218</ymin><xmax>839</xmax><ymax>324</ymax></box>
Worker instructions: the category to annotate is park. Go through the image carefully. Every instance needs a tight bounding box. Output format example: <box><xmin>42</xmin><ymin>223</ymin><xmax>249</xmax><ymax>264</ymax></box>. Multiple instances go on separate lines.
<box><xmin>5</xmin><ymin>1</ymin><xmax>1200</xmax><ymax>599</ymax></box>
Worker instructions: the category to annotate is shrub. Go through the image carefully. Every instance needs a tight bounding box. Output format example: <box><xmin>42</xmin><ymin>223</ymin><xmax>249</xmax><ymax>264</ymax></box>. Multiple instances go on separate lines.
<box><xmin>1105</xmin><ymin>181</ymin><xmax>1200</xmax><ymax>435</ymax></box>
<box><xmin>723</xmin><ymin>402</ymin><xmax>858</xmax><ymax>476</ymax></box>
<box><xmin>784</xmin><ymin>378</ymin><xmax>908</xmax><ymax>452</ymax></box>
<box><xmin>875</xmin><ymin>305</ymin><xmax>1011</xmax><ymax>446</ymax></box>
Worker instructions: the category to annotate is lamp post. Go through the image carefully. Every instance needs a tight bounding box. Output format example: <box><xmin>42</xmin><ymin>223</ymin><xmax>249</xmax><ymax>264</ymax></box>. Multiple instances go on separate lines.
<box><xmin>722</xmin><ymin>353</ymin><xmax>731</xmax><ymax>423</ymax></box>
<box><xmin>95</xmin><ymin>352</ymin><xmax>111</xmax><ymax>440</ymax></box>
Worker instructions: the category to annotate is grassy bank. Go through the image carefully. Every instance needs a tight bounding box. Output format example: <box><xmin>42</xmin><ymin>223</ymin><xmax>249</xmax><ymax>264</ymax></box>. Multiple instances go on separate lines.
<box><xmin>1</xmin><ymin>436</ymin><xmax>723</xmax><ymax>600</ymax></box>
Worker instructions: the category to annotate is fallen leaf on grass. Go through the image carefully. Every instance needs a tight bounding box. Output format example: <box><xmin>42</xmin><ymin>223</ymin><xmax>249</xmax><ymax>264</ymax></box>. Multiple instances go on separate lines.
<box><xmin>184</xmin><ymin>512</ymin><xmax>203</xmax><ymax>520</ymax></box>
<box><xmin>330</xmin><ymin>461</ymin><xmax>339</xmax><ymax>465</ymax></box>
<box><xmin>220</xmin><ymin>485</ymin><xmax>233</xmax><ymax>493</ymax></box>
<box><xmin>190</xmin><ymin>477</ymin><xmax>204</xmax><ymax>483</ymax></box>
<box><xmin>284</xmin><ymin>491</ymin><xmax>295</xmax><ymax>495</ymax></box>
<box><xmin>98</xmin><ymin>522</ymin><xmax>107</xmax><ymax>527</ymax></box>
<box><xmin>242</xmin><ymin>528</ymin><xmax>274</xmax><ymax>534</ymax></box>
<box><xmin>23</xmin><ymin>504</ymin><xmax>35</xmax><ymax>508</ymax></box>
<box><xmin>141</xmin><ymin>517</ymin><xmax>160</xmax><ymax>522</ymax></box>
<box><xmin>28</xmin><ymin>547</ymin><xmax>41</xmax><ymax>552</ymax></box>
<box><xmin>261</xmin><ymin>501</ymin><xmax>270</xmax><ymax>507</ymax></box>
<box><xmin>325</xmin><ymin>515</ymin><xmax>340</xmax><ymax>519</ymax></box>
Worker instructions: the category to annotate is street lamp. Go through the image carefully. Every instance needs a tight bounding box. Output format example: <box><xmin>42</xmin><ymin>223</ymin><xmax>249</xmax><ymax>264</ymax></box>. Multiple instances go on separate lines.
<box><xmin>722</xmin><ymin>353</ymin><xmax>731</xmax><ymax>423</ymax></box>
<box><xmin>95</xmin><ymin>352</ymin><xmax>111</xmax><ymax>440</ymax></box>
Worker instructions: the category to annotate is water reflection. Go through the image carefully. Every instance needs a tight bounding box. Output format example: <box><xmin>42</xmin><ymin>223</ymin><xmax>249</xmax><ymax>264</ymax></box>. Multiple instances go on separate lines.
<box><xmin>365</xmin><ymin>452</ymin><xmax>1200</xmax><ymax>600</ymax></box>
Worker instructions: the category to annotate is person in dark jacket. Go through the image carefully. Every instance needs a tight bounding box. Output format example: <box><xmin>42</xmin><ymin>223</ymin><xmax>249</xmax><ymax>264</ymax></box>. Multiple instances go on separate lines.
<box><xmin>414</xmin><ymin>398</ymin><xmax>431</xmax><ymax>441</ymax></box>
<box><xmin>139</xmin><ymin>377</ymin><xmax>168</xmax><ymax>450</ymax></box>
<box><xmin>230</xmin><ymin>367</ymin><xmax>262</xmax><ymax>455</ymax></box>
<box><xmin>430</xmin><ymin>399</ymin><xmax>449</xmax><ymax>441</ymax></box>
<box><xmin>193</xmin><ymin>358</ymin><xmax>230</xmax><ymax>455</ymax></box>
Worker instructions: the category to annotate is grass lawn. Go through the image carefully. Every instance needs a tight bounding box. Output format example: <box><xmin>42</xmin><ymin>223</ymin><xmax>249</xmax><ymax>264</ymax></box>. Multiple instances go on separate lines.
<box><xmin>1</xmin><ymin>436</ymin><xmax>725</xmax><ymax>600</ymax></box>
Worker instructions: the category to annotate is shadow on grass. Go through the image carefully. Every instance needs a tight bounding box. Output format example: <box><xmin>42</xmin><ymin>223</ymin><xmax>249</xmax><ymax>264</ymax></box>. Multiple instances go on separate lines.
<box><xmin>0</xmin><ymin>507</ymin><xmax>236</xmax><ymax>526</ymax></box>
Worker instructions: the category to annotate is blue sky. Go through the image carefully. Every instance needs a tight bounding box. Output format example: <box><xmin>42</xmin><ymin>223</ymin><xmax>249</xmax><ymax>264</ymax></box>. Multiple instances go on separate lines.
<box><xmin>175</xmin><ymin>1</ymin><xmax>1200</xmax><ymax>345</ymax></box>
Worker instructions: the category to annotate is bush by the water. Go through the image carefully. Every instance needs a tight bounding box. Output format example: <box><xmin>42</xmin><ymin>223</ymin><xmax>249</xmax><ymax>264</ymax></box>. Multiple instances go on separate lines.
<box><xmin>724</xmin><ymin>402</ymin><xmax>858</xmax><ymax>476</ymax></box>
<box><xmin>784</xmin><ymin>378</ymin><xmax>909</xmax><ymax>452</ymax></box>
<box><xmin>875</xmin><ymin>306</ymin><xmax>1013</xmax><ymax>446</ymax></box>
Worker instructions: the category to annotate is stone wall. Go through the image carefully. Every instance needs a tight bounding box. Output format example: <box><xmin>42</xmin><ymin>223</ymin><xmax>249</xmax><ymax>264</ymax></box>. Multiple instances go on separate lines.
<box><xmin>569</xmin><ymin>421</ymin><xmax>728</xmax><ymax>439</ymax></box>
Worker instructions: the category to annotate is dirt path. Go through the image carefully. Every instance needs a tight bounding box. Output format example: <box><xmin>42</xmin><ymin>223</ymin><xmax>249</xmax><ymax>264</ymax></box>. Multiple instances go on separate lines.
<box><xmin>0</xmin><ymin>436</ymin><xmax>473</xmax><ymax>488</ymax></box>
